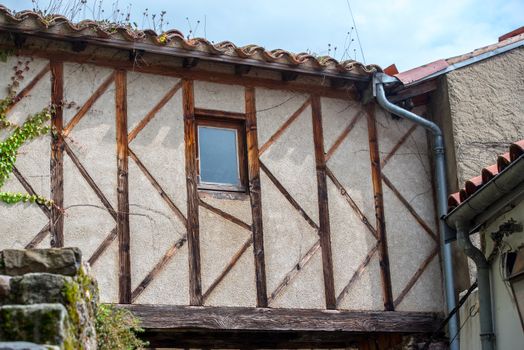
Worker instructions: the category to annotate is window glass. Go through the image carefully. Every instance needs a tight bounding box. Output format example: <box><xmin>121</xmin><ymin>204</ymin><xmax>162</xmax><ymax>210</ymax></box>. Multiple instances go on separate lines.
<box><xmin>198</xmin><ymin>126</ymin><xmax>240</xmax><ymax>186</ymax></box>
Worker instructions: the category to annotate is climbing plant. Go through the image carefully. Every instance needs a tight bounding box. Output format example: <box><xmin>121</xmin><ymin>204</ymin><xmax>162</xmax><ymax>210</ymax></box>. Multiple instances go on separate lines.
<box><xmin>0</xmin><ymin>55</ymin><xmax>54</xmax><ymax>207</ymax></box>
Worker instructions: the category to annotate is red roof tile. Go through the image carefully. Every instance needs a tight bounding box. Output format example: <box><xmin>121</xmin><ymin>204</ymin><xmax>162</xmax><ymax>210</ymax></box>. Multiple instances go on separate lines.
<box><xmin>448</xmin><ymin>140</ymin><xmax>524</xmax><ymax>212</ymax></box>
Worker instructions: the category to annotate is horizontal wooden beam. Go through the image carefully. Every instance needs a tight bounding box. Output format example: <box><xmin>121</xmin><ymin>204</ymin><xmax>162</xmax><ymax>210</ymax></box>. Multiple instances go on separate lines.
<box><xmin>118</xmin><ymin>304</ymin><xmax>442</xmax><ymax>334</ymax></box>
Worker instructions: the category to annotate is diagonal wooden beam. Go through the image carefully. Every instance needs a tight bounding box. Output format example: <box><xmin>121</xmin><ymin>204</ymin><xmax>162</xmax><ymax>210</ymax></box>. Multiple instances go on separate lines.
<box><xmin>324</xmin><ymin>109</ymin><xmax>364</xmax><ymax>162</ymax></box>
<box><xmin>128</xmin><ymin>80</ymin><xmax>183</xmax><ymax>143</ymax></box>
<box><xmin>202</xmin><ymin>236</ymin><xmax>253</xmax><ymax>302</ymax></box>
<box><xmin>62</xmin><ymin>71</ymin><xmax>115</xmax><ymax>137</ymax></box>
<box><xmin>268</xmin><ymin>240</ymin><xmax>321</xmax><ymax>305</ymax></box>
<box><xmin>25</xmin><ymin>222</ymin><xmax>50</xmax><ymax>249</ymax></box>
<box><xmin>258</xmin><ymin>98</ymin><xmax>311</xmax><ymax>155</ymax></box>
<box><xmin>131</xmin><ymin>236</ymin><xmax>188</xmax><ymax>302</ymax></box>
<box><xmin>380</xmin><ymin>124</ymin><xmax>418</xmax><ymax>168</ymax></box>
<box><xmin>6</xmin><ymin>63</ymin><xmax>50</xmax><ymax>114</ymax></box>
<box><xmin>336</xmin><ymin>243</ymin><xmax>379</xmax><ymax>307</ymax></box>
<box><xmin>128</xmin><ymin>148</ymin><xmax>187</xmax><ymax>227</ymax></box>
<box><xmin>245</xmin><ymin>86</ymin><xmax>268</xmax><ymax>307</ymax></box>
<box><xmin>88</xmin><ymin>227</ymin><xmax>117</xmax><ymax>266</ymax></box>
<box><xmin>63</xmin><ymin>140</ymin><xmax>117</xmax><ymax>220</ymax></box>
<box><xmin>393</xmin><ymin>248</ymin><xmax>438</xmax><ymax>308</ymax></box>
<box><xmin>325</xmin><ymin>167</ymin><xmax>377</xmax><ymax>239</ymax></box>
<box><xmin>382</xmin><ymin>174</ymin><xmax>438</xmax><ymax>243</ymax></box>
<box><xmin>311</xmin><ymin>95</ymin><xmax>336</xmax><ymax>309</ymax></box>
<box><xmin>199</xmin><ymin>199</ymin><xmax>250</xmax><ymax>231</ymax></box>
<box><xmin>12</xmin><ymin>166</ymin><xmax>50</xmax><ymax>218</ymax></box>
<box><xmin>259</xmin><ymin>161</ymin><xmax>318</xmax><ymax>230</ymax></box>
<box><xmin>365</xmin><ymin>103</ymin><xmax>394</xmax><ymax>311</ymax></box>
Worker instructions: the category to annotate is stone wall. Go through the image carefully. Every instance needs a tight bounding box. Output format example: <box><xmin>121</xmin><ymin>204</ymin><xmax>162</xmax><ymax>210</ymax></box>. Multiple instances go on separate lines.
<box><xmin>0</xmin><ymin>248</ymin><xmax>97</xmax><ymax>349</ymax></box>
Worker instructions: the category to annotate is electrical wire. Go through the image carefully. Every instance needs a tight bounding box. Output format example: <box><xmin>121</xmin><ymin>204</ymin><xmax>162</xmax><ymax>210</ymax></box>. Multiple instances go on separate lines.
<box><xmin>345</xmin><ymin>0</ymin><xmax>365</xmax><ymax>63</ymax></box>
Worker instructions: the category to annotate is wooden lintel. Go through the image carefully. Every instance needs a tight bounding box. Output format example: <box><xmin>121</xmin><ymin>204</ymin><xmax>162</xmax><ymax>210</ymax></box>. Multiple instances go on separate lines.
<box><xmin>281</xmin><ymin>71</ymin><xmax>299</xmax><ymax>82</ymax></box>
<box><xmin>183</xmin><ymin>57</ymin><xmax>200</xmax><ymax>69</ymax></box>
<box><xmin>71</xmin><ymin>40</ymin><xmax>88</xmax><ymax>52</ymax></box>
<box><xmin>117</xmin><ymin>304</ymin><xmax>442</xmax><ymax>334</ymax></box>
<box><xmin>388</xmin><ymin>79</ymin><xmax>438</xmax><ymax>103</ymax></box>
<box><xmin>235</xmin><ymin>64</ymin><xmax>251</xmax><ymax>76</ymax></box>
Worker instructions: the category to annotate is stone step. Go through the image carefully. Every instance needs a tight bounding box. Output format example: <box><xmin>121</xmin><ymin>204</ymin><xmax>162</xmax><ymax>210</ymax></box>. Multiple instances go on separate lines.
<box><xmin>0</xmin><ymin>304</ymin><xmax>67</xmax><ymax>347</ymax></box>
<box><xmin>5</xmin><ymin>273</ymin><xmax>72</xmax><ymax>306</ymax></box>
<box><xmin>0</xmin><ymin>248</ymin><xmax>81</xmax><ymax>277</ymax></box>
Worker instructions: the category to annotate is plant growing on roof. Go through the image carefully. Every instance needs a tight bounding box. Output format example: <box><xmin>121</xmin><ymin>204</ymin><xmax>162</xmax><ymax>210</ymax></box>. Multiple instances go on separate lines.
<box><xmin>0</xmin><ymin>55</ymin><xmax>53</xmax><ymax>207</ymax></box>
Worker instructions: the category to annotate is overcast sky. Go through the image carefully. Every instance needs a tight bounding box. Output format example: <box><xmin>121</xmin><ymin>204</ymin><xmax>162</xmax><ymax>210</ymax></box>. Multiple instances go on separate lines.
<box><xmin>3</xmin><ymin>0</ymin><xmax>523</xmax><ymax>71</ymax></box>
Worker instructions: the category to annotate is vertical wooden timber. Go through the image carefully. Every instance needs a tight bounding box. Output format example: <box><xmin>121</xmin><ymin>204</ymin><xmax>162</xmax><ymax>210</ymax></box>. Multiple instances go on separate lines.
<box><xmin>311</xmin><ymin>95</ymin><xmax>336</xmax><ymax>309</ymax></box>
<box><xmin>50</xmin><ymin>60</ymin><xmax>64</xmax><ymax>247</ymax></box>
<box><xmin>183</xmin><ymin>79</ymin><xmax>202</xmax><ymax>305</ymax></box>
<box><xmin>116</xmin><ymin>70</ymin><xmax>131</xmax><ymax>304</ymax></box>
<box><xmin>245</xmin><ymin>86</ymin><xmax>268</xmax><ymax>307</ymax></box>
<box><xmin>365</xmin><ymin>103</ymin><xmax>394</xmax><ymax>311</ymax></box>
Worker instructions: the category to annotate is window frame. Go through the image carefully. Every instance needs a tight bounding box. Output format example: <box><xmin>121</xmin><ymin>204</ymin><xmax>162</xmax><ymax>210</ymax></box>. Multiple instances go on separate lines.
<box><xmin>195</xmin><ymin>115</ymin><xmax>248</xmax><ymax>193</ymax></box>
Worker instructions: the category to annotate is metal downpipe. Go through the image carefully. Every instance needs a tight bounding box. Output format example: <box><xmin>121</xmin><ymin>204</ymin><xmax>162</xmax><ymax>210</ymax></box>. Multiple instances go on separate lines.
<box><xmin>456</xmin><ymin>221</ymin><xmax>494</xmax><ymax>350</ymax></box>
<box><xmin>373</xmin><ymin>74</ymin><xmax>459</xmax><ymax>350</ymax></box>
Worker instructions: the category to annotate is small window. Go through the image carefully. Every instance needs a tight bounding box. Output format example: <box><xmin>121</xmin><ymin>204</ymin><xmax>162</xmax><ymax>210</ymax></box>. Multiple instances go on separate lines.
<box><xmin>196</xmin><ymin>117</ymin><xmax>247</xmax><ymax>192</ymax></box>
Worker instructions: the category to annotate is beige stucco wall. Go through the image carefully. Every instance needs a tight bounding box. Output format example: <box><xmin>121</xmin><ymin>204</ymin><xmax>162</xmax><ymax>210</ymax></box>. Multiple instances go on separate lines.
<box><xmin>460</xmin><ymin>199</ymin><xmax>524</xmax><ymax>350</ymax></box>
<box><xmin>0</xmin><ymin>54</ymin><xmax>443</xmax><ymax>312</ymax></box>
<box><xmin>445</xmin><ymin>47</ymin><xmax>524</xmax><ymax>186</ymax></box>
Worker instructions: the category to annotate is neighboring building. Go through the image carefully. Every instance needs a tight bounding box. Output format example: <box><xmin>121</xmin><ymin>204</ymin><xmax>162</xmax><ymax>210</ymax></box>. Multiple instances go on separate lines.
<box><xmin>445</xmin><ymin>140</ymin><xmax>524</xmax><ymax>350</ymax></box>
<box><xmin>388</xmin><ymin>27</ymin><xmax>524</xmax><ymax>293</ymax></box>
<box><xmin>0</xmin><ymin>8</ymin><xmax>444</xmax><ymax>349</ymax></box>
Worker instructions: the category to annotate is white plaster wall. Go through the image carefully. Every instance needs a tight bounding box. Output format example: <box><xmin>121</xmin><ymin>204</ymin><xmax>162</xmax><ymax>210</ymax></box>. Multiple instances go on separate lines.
<box><xmin>0</xmin><ymin>56</ymin><xmax>50</xmax><ymax>250</ymax></box>
<box><xmin>194</xmin><ymin>81</ymin><xmax>245</xmax><ymax>113</ymax></box>
<box><xmin>446</xmin><ymin>47</ymin><xmax>524</xmax><ymax>185</ymax></box>
<box><xmin>127</xmin><ymin>71</ymin><xmax>189</xmax><ymax>304</ymax></box>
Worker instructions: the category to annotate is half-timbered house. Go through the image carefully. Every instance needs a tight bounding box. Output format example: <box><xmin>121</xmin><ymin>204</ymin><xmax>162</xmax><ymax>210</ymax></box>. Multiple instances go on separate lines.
<box><xmin>0</xmin><ymin>7</ymin><xmax>445</xmax><ymax>349</ymax></box>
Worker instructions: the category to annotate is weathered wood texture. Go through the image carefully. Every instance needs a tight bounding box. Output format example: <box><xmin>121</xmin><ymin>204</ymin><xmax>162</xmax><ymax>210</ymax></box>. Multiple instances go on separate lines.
<box><xmin>116</xmin><ymin>69</ymin><xmax>131</xmax><ymax>304</ymax></box>
<box><xmin>50</xmin><ymin>60</ymin><xmax>64</xmax><ymax>247</ymax></box>
<box><xmin>118</xmin><ymin>304</ymin><xmax>442</xmax><ymax>333</ymax></box>
<box><xmin>311</xmin><ymin>95</ymin><xmax>336</xmax><ymax>309</ymax></box>
<box><xmin>183</xmin><ymin>79</ymin><xmax>202</xmax><ymax>306</ymax></box>
<box><xmin>365</xmin><ymin>103</ymin><xmax>394</xmax><ymax>311</ymax></box>
<box><xmin>245</xmin><ymin>86</ymin><xmax>268</xmax><ymax>308</ymax></box>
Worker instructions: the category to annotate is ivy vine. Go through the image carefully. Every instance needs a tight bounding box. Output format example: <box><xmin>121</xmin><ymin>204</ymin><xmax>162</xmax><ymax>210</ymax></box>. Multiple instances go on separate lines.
<box><xmin>0</xmin><ymin>55</ymin><xmax>54</xmax><ymax>207</ymax></box>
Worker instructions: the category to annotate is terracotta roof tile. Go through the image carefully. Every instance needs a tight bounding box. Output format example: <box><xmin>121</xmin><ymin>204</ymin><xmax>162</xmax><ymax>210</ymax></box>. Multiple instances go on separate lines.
<box><xmin>0</xmin><ymin>6</ymin><xmax>381</xmax><ymax>78</ymax></box>
<box><xmin>448</xmin><ymin>140</ymin><xmax>524</xmax><ymax>212</ymax></box>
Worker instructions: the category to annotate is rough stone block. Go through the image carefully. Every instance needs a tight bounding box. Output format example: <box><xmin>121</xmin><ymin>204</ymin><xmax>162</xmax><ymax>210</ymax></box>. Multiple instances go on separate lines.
<box><xmin>0</xmin><ymin>276</ymin><xmax>10</xmax><ymax>304</ymax></box>
<box><xmin>0</xmin><ymin>304</ymin><xmax>67</xmax><ymax>346</ymax></box>
<box><xmin>0</xmin><ymin>342</ymin><xmax>56</xmax><ymax>349</ymax></box>
<box><xmin>0</xmin><ymin>249</ymin><xmax>81</xmax><ymax>277</ymax></box>
<box><xmin>7</xmin><ymin>274</ymin><xmax>72</xmax><ymax>306</ymax></box>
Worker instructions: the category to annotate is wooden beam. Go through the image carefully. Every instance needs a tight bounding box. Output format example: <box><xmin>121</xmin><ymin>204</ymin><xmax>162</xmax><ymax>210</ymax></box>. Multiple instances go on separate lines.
<box><xmin>259</xmin><ymin>161</ymin><xmax>318</xmax><ymax>230</ymax></box>
<box><xmin>194</xmin><ymin>107</ymin><xmax>246</xmax><ymax>120</ymax></box>
<box><xmin>325</xmin><ymin>167</ymin><xmax>377</xmax><ymax>239</ymax></box>
<box><xmin>12</xmin><ymin>166</ymin><xmax>50</xmax><ymax>219</ymax></box>
<box><xmin>128</xmin><ymin>80</ymin><xmax>183</xmax><ymax>143</ymax></box>
<box><xmin>5</xmin><ymin>63</ymin><xmax>50</xmax><ymax>115</ymax></box>
<box><xmin>63</xmin><ymin>141</ymin><xmax>117</xmax><ymax>220</ymax></box>
<box><xmin>116</xmin><ymin>69</ymin><xmax>131</xmax><ymax>304</ymax></box>
<box><xmin>131</xmin><ymin>236</ymin><xmax>187</xmax><ymax>302</ymax></box>
<box><xmin>388</xmin><ymin>79</ymin><xmax>438</xmax><ymax>103</ymax></box>
<box><xmin>258</xmin><ymin>98</ymin><xmax>311</xmax><ymax>155</ymax></box>
<box><xmin>324</xmin><ymin>109</ymin><xmax>364</xmax><ymax>162</ymax></box>
<box><xmin>380</xmin><ymin>124</ymin><xmax>418</xmax><ymax>168</ymax></box>
<box><xmin>311</xmin><ymin>95</ymin><xmax>336</xmax><ymax>309</ymax></box>
<box><xmin>0</xmin><ymin>44</ymin><xmax>361</xmax><ymax>100</ymax></box>
<box><xmin>199</xmin><ymin>199</ymin><xmax>250</xmax><ymax>231</ymax></box>
<box><xmin>63</xmin><ymin>71</ymin><xmax>115</xmax><ymax>137</ymax></box>
<box><xmin>245</xmin><ymin>86</ymin><xmax>268</xmax><ymax>308</ymax></box>
<box><xmin>128</xmin><ymin>148</ymin><xmax>187</xmax><ymax>227</ymax></box>
<box><xmin>365</xmin><ymin>103</ymin><xmax>394</xmax><ymax>311</ymax></box>
<box><xmin>268</xmin><ymin>240</ymin><xmax>321</xmax><ymax>305</ymax></box>
<box><xmin>25</xmin><ymin>223</ymin><xmax>50</xmax><ymax>249</ymax></box>
<box><xmin>394</xmin><ymin>248</ymin><xmax>438</xmax><ymax>308</ymax></box>
<box><xmin>88</xmin><ymin>227</ymin><xmax>117</xmax><ymax>266</ymax></box>
<box><xmin>50</xmin><ymin>60</ymin><xmax>64</xmax><ymax>247</ymax></box>
<box><xmin>118</xmin><ymin>304</ymin><xmax>442</xmax><ymax>333</ymax></box>
<box><xmin>183</xmin><ymin>79</ymin><xmax>203</xmax><ymax>306</ymax></box>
